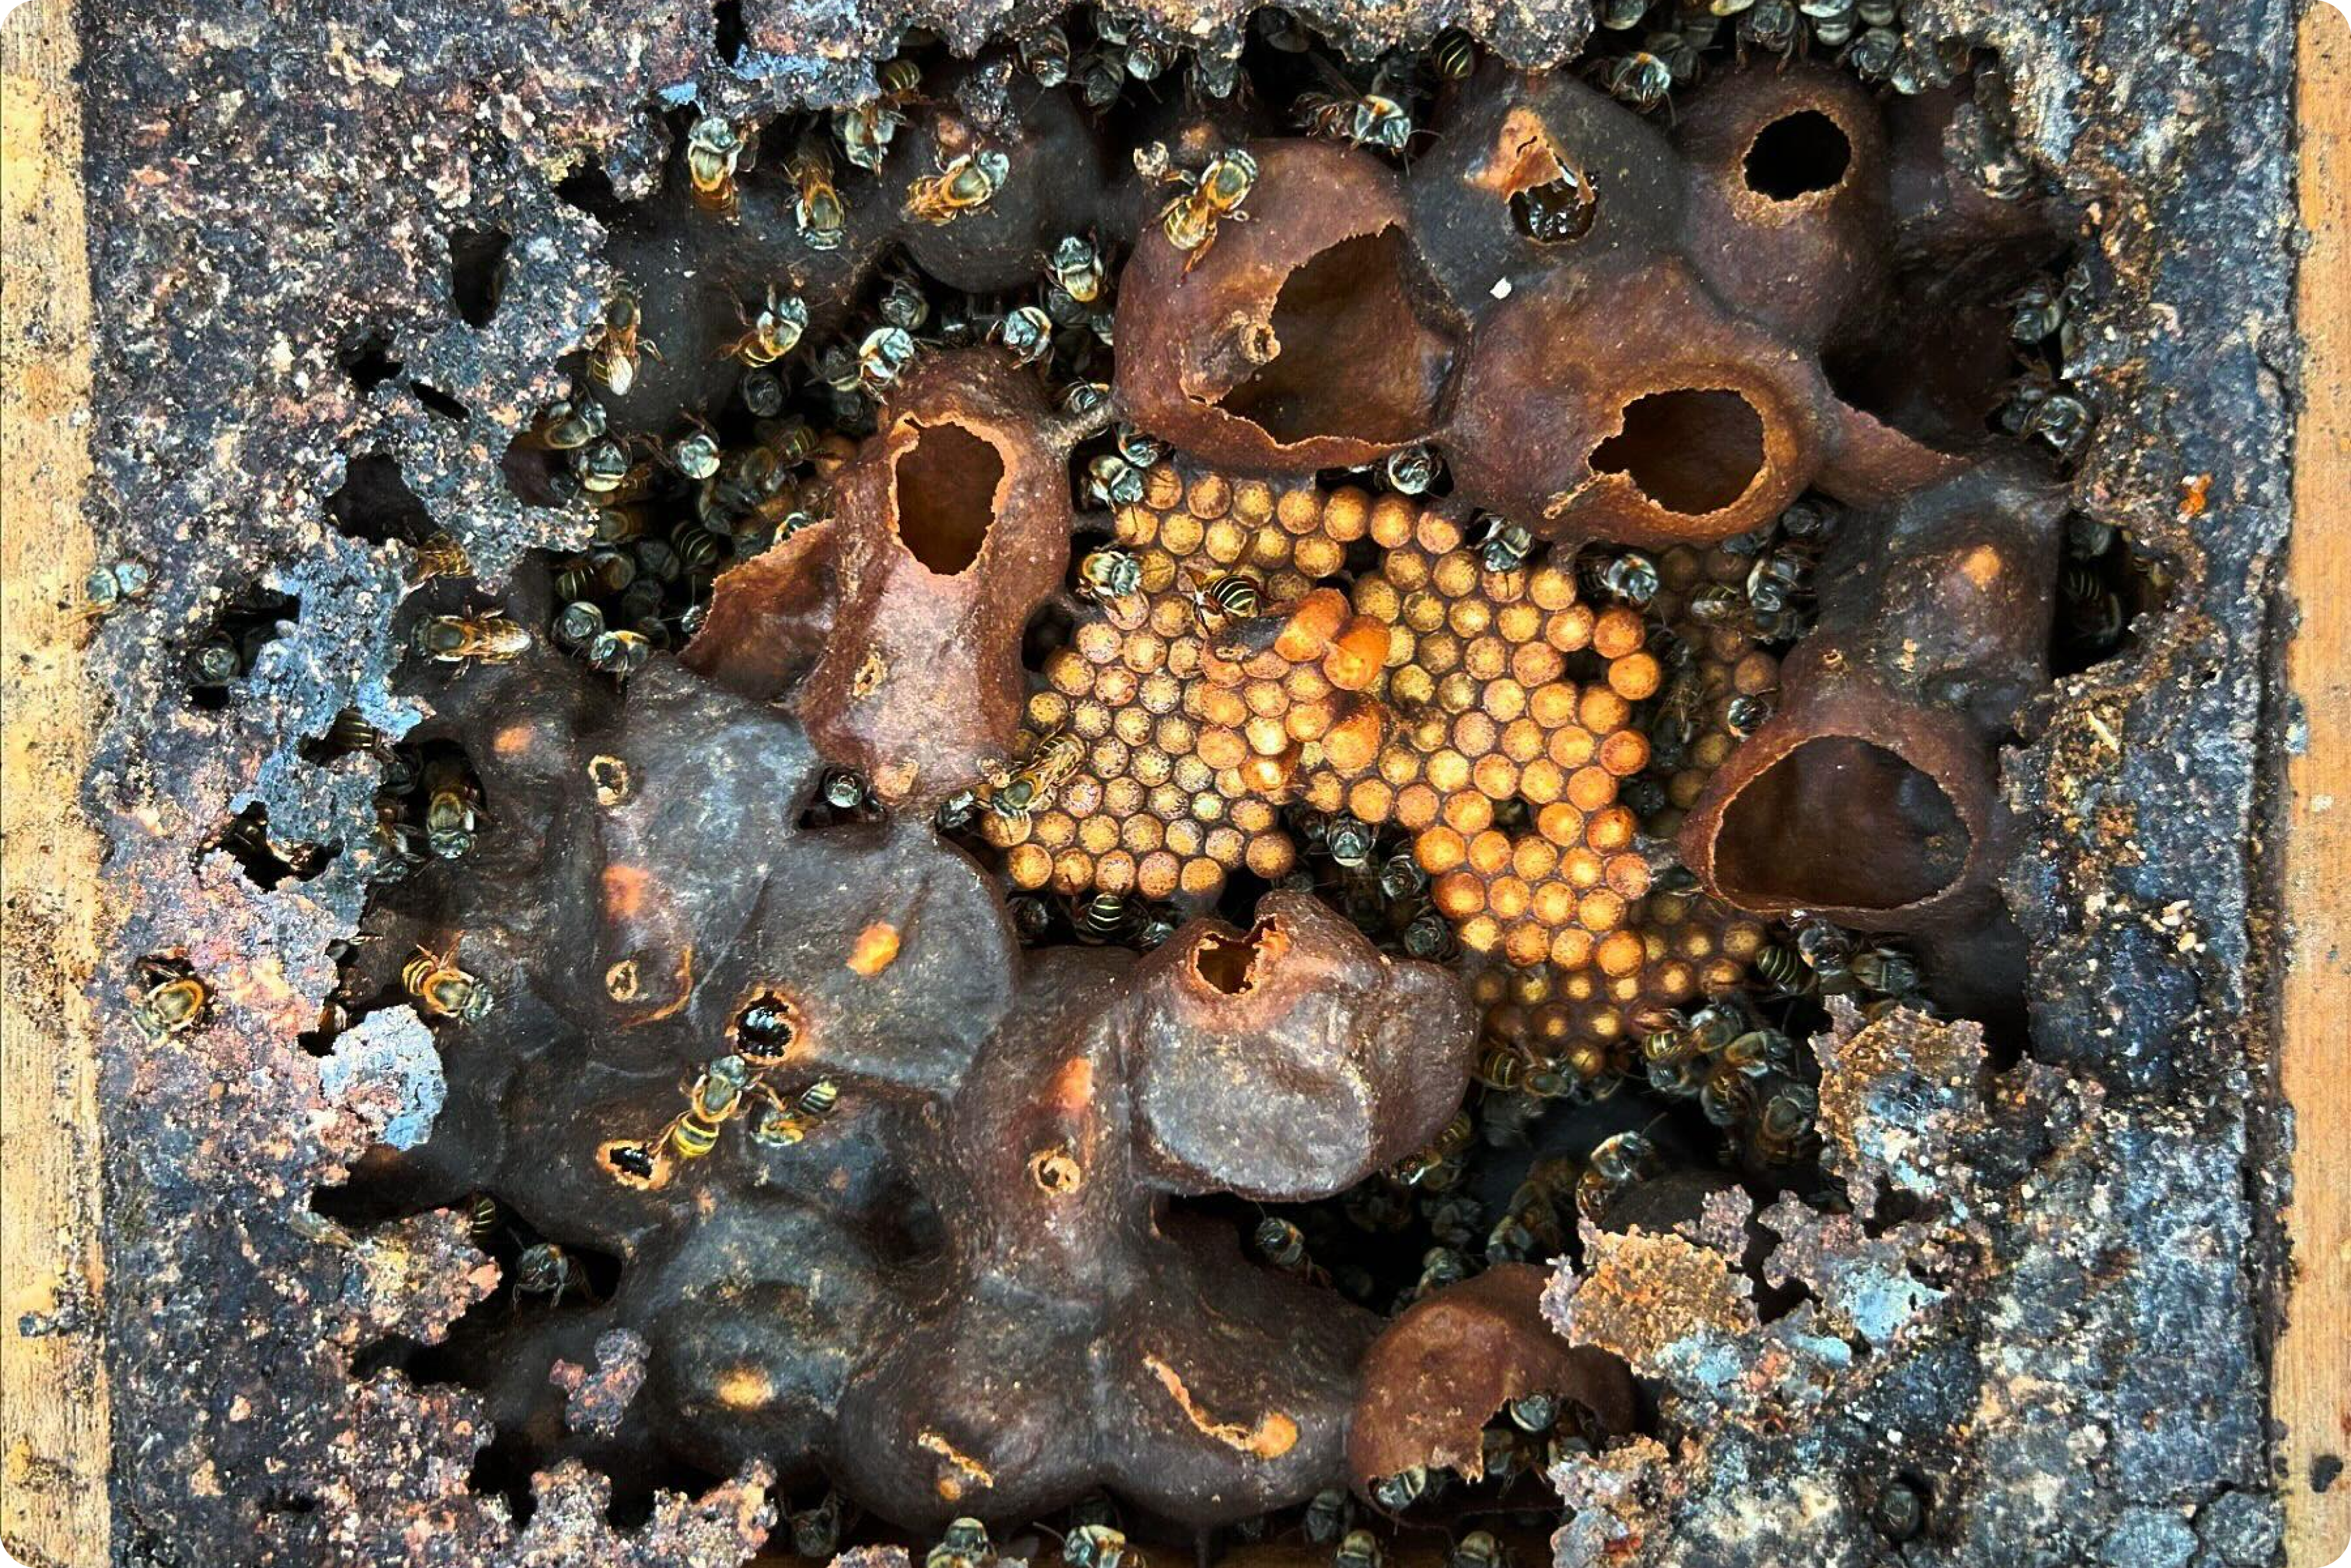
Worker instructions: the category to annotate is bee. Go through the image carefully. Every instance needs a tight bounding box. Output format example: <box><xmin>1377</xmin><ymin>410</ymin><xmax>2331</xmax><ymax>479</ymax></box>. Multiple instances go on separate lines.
<box><xmin>1180</xmin><ymin>566</ymin><xmax>1261</xmax><ymax>631</ymax></box>
<box><xmin>906</xmin><ymin>148</ymin><xmax>1011</xmax><ymax>225</ymax></box>
<box><xmin>987</xmin><ymin>730</ymin><xmax>1084</xmax><ymax>823</ymax></box>
<box><xmin>1382</xmin><ymin>445</ymin><xmax>1440</xmax><ymax>495</ymax></box>
<box><xmin>1686</xmin><ymin>581</ymin><xmax>1747</xmax><ymax>628</ymax></box>
<box><xmin>404</xmin><ymin>945</ymin><xmax>494</xmax><ymax>1023</ymax></box>
<box><xmin>1401</xmin><ymin>907</ymin><xmax>1455</xmax><ymax>962</ymax></box>
<box><xmin>787</xmin><ymin>147</ymin><xmax>847</xmax><ymax>251</ymax></box>
<box><xmin>1335</xmin><ymin>1529</ymin><xmax>1388</xmax><ymax>1568</ymax></box>
<box><xmin>1476</xmin><ymin>1046</ymin><xmax>1525</xmax><ymax>1091</ymax></box>
<box><xmin>1083</xmin><ymin>452</ymin><xmax>1146</xmax><ymax>509</ymax></box>
<box><xmin>1595</xmin><ymin>550</ymin><xmax>1660</xmax><ymax>605</ymax></box>
<box><xmin>585</xmin><ymin>292</ymin><xmax>661</xmax><ymax>397</ymax></box>
<box><xmin>837</xmin><ymin>58</ymin><xmax>921</xmax><ymax>173</ymax></box>
<box><xmin>1076</xmin><ymin>547</ymin><xmax>1143</xmax><ymax>604</ymax></box>
<box><xmin>1753</xmin><ymin>942</ymin><xmax>1811</xmax><ymax>996</ymax></box>
<box><xmin>1141</xmin><ymin>143</ymin><xmax>1258</xmax><ymax>270</ymax></box>
<box><xmin>1507</xmin><ymin>1392</ymin><xmax>1557</xmax><ymax>1433</ymax></box>
<box><xmin>552</xmin><ymin>597</ymin><xmax>611</xmax><ymax>652</ymax></box>
<box><xmin>657</xmin><ymin>1054</ymin><xmax>757</xmax><ymax>1161</ymax></box>
<box><xmin>1063</xmin><ymin>1524</ymin><xmax>1131</xmax><ymax>1568</ymax></box>
<box><xmin>1416</xmin><ymin>1245</ymin><xmax>1469</xmax><ymax>1296</ymax></box>
<box><xmin>996</xmin><ymin>303</ymin><xmax>1054</xmax><ymax>365</ymax></box>
<box><xmin>1871</xmin><ymin>1476</ymin><xmax>1928</xmax><ymax>1543</ymax></box>
<box><xmin>1753</xmin><ymin>1083</ymin><xmax>1818</xmax><ymax>1162</ymax></box>
<box><xmin>1072</xmin><ymin>891</ymin><xmax>1137</xmax><ymax>944</ymax></box>
<box><xmin>77</xmin><ymin>559</ymin><xmax>155</xmax><ymax>617</ymax></box>
<box><xmin>794</xmin><ymin>1078</ymin><xmax>841</xmax><ymax>1122</ymax></box>
<box><xmin>1019</xmin><ymin>23</ymin><xmax>1072</xmax><ymax>85</ymax></box>
<box><xmin>1296</xmin><ymin>87</ymin><xmax>1414</xmax><ymax>153</ymax></box>
<box><xmin>732</xmin><ymin>992</ymin><xmax>798</xmax><ymax>1062</ymax></box>
<box><xmin>739</xmin><ymin>365</ymin><xmax>787</xmax><ymax>418</ymax></box>
<box><xmin>407</xmin><ymin>533</ymin><xmax>473</xmax><ymax>586</ymax></box>
<box><xmin>1304</xmin><ymin>1490</ymin><xmax>1352</xmax><ymax>1545</ymax></box>
<box><xmin>1471</xmin><ymin>513</ymin><xmax>1534</xmax><ymax>573</ymax></box>
<box><xmin>2007</xmin><ymin>379</ymin><xmax>2094</xmax><ymax>461</ymax></box>
<box><xmin>854</xmin><ymin>325</ymin><xmax>917</xmax><ymax>392</ymax></box>
<box><xmin>1725</xmin><ymin>695</ymin><xmax>1773</xmax><ymax>738</ymax></box>
<box><xmin>1722</xmin><ymin>1028</ymin><xmax>1793</xmax><ymax>1076</ymax></box>
<box><xmin>587</xmin><ymin>628</ymin><xmax>652</xmax><ymax>679</ymax></box>
<box><xmin>1843</xmin><ymin>24</ymin><xmax>1900</xmax><ymax>82</ymax></box>
<box><xmin>1253</xmin><ymin>1215</ymin><xmax>1313</xmax><ymax>1273</ymax></box>
<box><xmin>1598</xmin><ymin>51</ymin><xmax>1674</xmax><ymax>111</ymax></box>
<box><xmin>421</xmin><ymin>758</ymin><xmax>482</xmax><ymax>859</ymax></box>
<box><xmin>1431</xmin><ymin>28</ymin><xmax>1477</xmax><ymax>77</ymax></box>
<box><xmin>789</xmin><ymin>1492</ymin><xmax>849</xmax><ymax>1559</ymax></box>
<box><xmin>1369</xmin><ymin>1466</ymin><xmax>1428</xmax><ymax>1512</ymax></box>
<box><xmin>722</xmin><ymin>284</ymin><xmax>809</xmax><ymax>367</ymax></box>
<box><xmin>1048</xmin><ymin>234</ymin><xmax>1107</xmax><ymax>305</ymax></box>
<box><xmin>1449</xmin><ymin>1533</ymin><xmax>1506</xmax><ymax>1568</ymax></box>
<box><xmin>512</xmin><ymin>1242</ymin><xmax>583</xmax><ymax>1306</ymax></box>
<box><xmin>414</xmin><ymin>614</ymin><xmax>531</xmax><ymax>668</ymax></box>
<box><xmin>1395</xmin><ymin>1110</ymin><xmax>1474</xmax><ymax>1184</ymax></box>
<box><xmin>1598</xmin><ymin>0</ymin><xmax>1651</xmax><ymax>27</ymax></box>
<box><xmin>188</xmin><ymin>634</ymin><xmax>242</xmax><ymax>688</ymax></box>
<box><xmin>1579</xmin><ymin>1129</ymin><xmax>1659</xmax><ymax>1216</ymax></box>
<box><xmin>529</xmin><ymin>396</ymin><xmax>606</xmax><ymax>450</ymax></box>
<box><xmin>685</xmin><ymin>113</ymin><xmax>753</xmax><ymax>219</ymax></box>
<box><xmin>465</xmin><ymin>1193</ymin><xmax>502</xmax><ymax>1244</ymax></box>
<box><xmin>928</xmin><ymin>1517</ymin><xmax>992</xmax><ymax>1568</ymax></box>
<box><xmin>1851</xmin><ymin>944</ymin><xmax>1922</xmax><ymax>997</ymax></box>
<box><xmin>130</xmin><ymin>957</ymin><xmax>210</xmax><ymax>1038</ymax></box>
<box><xmin>1735</xmin><ymin>0</ymin><xmax>1801</xmax><ymax>58</ymax></box>
<box><xmin>1324</xmin><ymin>815</ymin><xmax>1376</xmax><ymax>871</ymax></box>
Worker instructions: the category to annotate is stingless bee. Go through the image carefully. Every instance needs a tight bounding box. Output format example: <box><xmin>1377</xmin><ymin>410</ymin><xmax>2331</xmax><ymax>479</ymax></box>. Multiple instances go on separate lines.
<box><xmin>656</xmin><ymin>1054</ymin><xmax>757</xmax><ymax>1160</ymax></box>
<box><xmin>1296</xmin><ymin>81</ymin><xmax>1413</xmax><ymax>153</ymax></box>
<box><xmin>1471</xmin><ymin>514</ymin><xmax>1534</xmax><ymax>573</ymax></box>
<box><xmin>1449</xmin><ymin>1532</ymin><xmax>1506</xmax><ymax>1568</ymax></box>
<box><xmin>512</xmin><ymin>1242</ymin><xmax>585</xmax><ymax>1307</ymax></box>
<box><xmin>414</xmin><ymin>614</ymin><xmax>531</xmax><ymax>668</ymax></box>
<box><xmin>76</xmin><ymin>559</ymin><xmax>154</xmax><ymax>618</ymax></box>
<box><xmin>1019</xmin><ymin>22</ymin><xmax>1072</xmax><ymax>85</ymax></box>
<box><xmin>1179</xmin><ymin>566</ymin><xmax>1261</xmax><ymax>631</ymax></box>
<box><xmin>1048</xmin><ymin>234</ymin><xmax>1107</xmax><ymax>304</ymax></box>
<box><xmin>732</xmin><ymin>992</ymin><xmax>799</xmax><ymax>1062</ymax></box>
<box><xmin>722</xmin><ymin>284</ymin><xmax>809</xmax><ymax>367</ymax></box>
<box><xmin>1430</xmin><ymin>27</ymin><xmax>1477</xmax><ymax>76</ymax></box>
<box><xmin>130</xmin><ymin>956</ymin><xmax>210</xmax><ymax>1039</ymax></box>
<box><xmin>1368</xmin><ymin>1466</ymin><xmax>1429</xmax><ymax>1511</ymax></box>
<box><xmin>787</xmin><ymin>146</ymin><xmax>847</xmax><ymax>251</ymax></box>
<box><xmin>836</xmin><ymin>58</ymin><xmax>921</xmax><ymax>173</ymax></box>
<box><xmin>1382</xmin><ymin>445</ymin><xmax>1439</xmax><ymax>495</ymax></box>
<box><xmin>1394</xmin><ymin>1110</ymin><xmax>1474</xmax><ymax>1185</ymax></box>
<box><xmin>1304</xmin><ymin>1488</ymin><xmax>1353</xmax><ymax>1545</ymax></box>
<box><xmin>927</xmin><ymin>1517</ymin><xmax>992</xmax><ymax>1568</ymax></box>
<box><xmin>403</xmin><ymin>945</ymin><xmax>494</xmax><ymax>1023</ymax></box>
<box><xmin>1138</xmin><ymin>142</ymin><xmax>1258</xmax><ymax>271</ymax></box>
<box><xmin>996</xmin><ymin>303</ymin><xmax>1054</xmax><ymax>365</ymax></box>
<box><xmin>587</xmin><ymin>628</ymin><xmax>652</xmax><ymax>679</ymax></box>
<box><xmin>528</xmin><ymin>395</ymin><xmax>606</xmax><ymax>451</ymax></box>
<box><xmin>1597</xmin><ymin>50</ymin><xmax>1674</xmax><ymax>111</ymax></box>
<box><xmin>420</xmin><ymin>757</ymin><xmax>482</xmax><ymax>859</ymax></box>
<box><xmin>406</xmin><ymin>533</ymin><xmax>473</xmax><ymax>586</ymax></box>
<box><xmin>465</xmin><ymin>1193</ymin><xmax>502</xmax><ymax>1244</ymax></box>
<box><xmin>1063</xmin><ymin>1524</ymin><xmax>1132</xmax><ymax>1568</ymax></box>
<box><xmin>906</xmin><ymin>147</ymin><xmax>1010</xmax><ymax>225</ymax></box>
<box><xmin>985</xmin><ymin>729</ymin><xmax>1084</xmax><ymax>824</ymax></box>
<box><xmin>585</xmin><ymin>291</ymin><xmax>662</xmax><ymax>396</ymax></box>
<box><xmin>1076</xmin><ymin>546</ymin><xmax>1142</xmax><ymax>603</ymax></box>
<box><xmin>685</xmin><ymin>112</ymin><xmax>754</xmax><ymax>220</ymax></box>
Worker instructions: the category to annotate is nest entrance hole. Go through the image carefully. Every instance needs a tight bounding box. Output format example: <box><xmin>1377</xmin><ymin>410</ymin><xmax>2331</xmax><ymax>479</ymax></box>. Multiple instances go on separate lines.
<box><xmin>1744</xmin><ymin>111</ymin><xmax>1852</xmax><ymax>200</ymax></box>
<box><xmin>1711</xmin><ymin>737</ymin><xmax>1970</xmax><ymax>909</ymax></box>
<box><xmin>1217</xmin><ymin>229</ymin><xmax>1452</xmax><ymax>446</ymax></box>
<box><xmin>1589</xmin><ymin>389</ymin><xmax>1766</xmax><ymax>516</ymax></box>
<box><xmin>894</xmin><ymin>423</ymin><xmax>1002</xmax><ymax>575</ymax></box>
<box><xmin>1194</xmin><ymin>921</ymin><xmax>1277</xmax><ymax>994</ymax></box>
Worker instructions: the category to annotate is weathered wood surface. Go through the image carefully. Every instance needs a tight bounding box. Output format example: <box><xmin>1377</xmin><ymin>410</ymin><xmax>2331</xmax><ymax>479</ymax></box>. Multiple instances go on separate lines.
<box><xmin>2285</xmin><ymin>7</ymin><xmax>2351</xmax><ymax>1565</ymax></box>
<box><xmin>0</xmin><ymin>1</ymin><xmax>110</xmax><ymax>1564</ymax></box>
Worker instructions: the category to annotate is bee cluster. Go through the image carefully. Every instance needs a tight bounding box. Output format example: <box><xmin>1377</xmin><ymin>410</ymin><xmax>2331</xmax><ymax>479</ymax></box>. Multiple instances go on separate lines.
<box><xmin>261</xmin><ymin>1</ymin><xmax>2098</xmax><ymax>1555</ymax></box>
